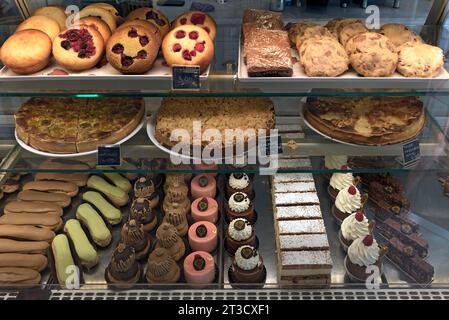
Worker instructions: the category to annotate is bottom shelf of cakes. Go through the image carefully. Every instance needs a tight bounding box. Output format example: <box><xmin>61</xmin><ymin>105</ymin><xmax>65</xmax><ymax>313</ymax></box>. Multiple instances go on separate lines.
<box><xmin>1</xmin><ymin>165</ymin><xmax>449</xmax><ymax>293</ymax></box>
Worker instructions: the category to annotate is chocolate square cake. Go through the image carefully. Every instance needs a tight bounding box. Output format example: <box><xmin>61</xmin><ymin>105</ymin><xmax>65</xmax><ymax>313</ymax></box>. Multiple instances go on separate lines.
<box><xmin>245</xmin><ymin>28</ymin><xmax>293</xmax><ymax>77</ymax></box>
<box><xmin>243</xmin><ymin>9</ymin><xmax>284</xmax><ymax>30</ymax></box>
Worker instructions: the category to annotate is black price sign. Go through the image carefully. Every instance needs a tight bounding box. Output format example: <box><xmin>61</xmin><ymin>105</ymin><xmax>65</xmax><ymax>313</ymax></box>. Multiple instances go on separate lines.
<box><xmin>401</xmin><ymin>139</ymin><xmax>421</xmax><ymax>166</ymax></box>
<box><xmin>172</xmin><ymin>65</ymin><xmax>200</xmax><ymax>90</ymax></box>
<box><xmin>259</xmin><ymin>135</ymin><xmax>283</xmax><ymax>156</ymax></box>
<box><xmin>97</xmin><ymin>145</ymin><xmax>121</xmax><ymax>167</ymax></box>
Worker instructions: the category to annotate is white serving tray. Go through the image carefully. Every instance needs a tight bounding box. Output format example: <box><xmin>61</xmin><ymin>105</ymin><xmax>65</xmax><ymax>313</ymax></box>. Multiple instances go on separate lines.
<box><xmin>237</xmin><ymin>38</ymin><xmax>449</xmax><ymax>89</ymax></box>
<box><xmin>0</xmin><ymin>57</ymin><xmax>210</xmax><ymax>81</ymax></box>
<box><xmin>15</xmin><ymin>111</ymin><xmax>145</xmax><ymax>158</ymax></box>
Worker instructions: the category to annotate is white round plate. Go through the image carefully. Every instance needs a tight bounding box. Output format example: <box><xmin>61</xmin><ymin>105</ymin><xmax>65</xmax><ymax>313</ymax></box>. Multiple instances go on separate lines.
<box><xmin>15</xmin><ymin>114</ymin><xmax>145</xmax><ymax>158</ymax></box>
<box><xmin>146</xmin><ymin>113</ymin><xmax>255</xmax><ymax>162</ymax></box>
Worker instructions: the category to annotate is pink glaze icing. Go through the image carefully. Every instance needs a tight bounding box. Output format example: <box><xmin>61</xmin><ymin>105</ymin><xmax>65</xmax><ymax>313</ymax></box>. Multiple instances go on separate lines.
<box><xmin>191</xmin><ymin>197</ymin><xmax>219</xmax><ymax>224</ymax></box>
<box><xmin>191</xmin><ymin>174</ymin><xmax>217</xmax><ymax>199</ymax></box>
<box><xmin>188</xmin><ymin>221</ymin><xmax>218</xmax><ymax>253</ymax></box>
<box><xmin>183</xmin><ymin>251</ymin><xmax>215</xmax><ymax>286</ymax></box>
<box><xmin>194</xmin><ymin>163</ymin><xmax>218</xmax><ymax>177</ymax></box>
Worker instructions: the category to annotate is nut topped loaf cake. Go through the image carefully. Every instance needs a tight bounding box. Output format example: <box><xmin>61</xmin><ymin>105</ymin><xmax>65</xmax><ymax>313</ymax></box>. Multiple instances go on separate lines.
<box><xmin>155</xmin><ymin>97</ymin><xmax>275</xmax><ymax>148</ymax></box>
<box><xmin>271</xmin><ymin>171</ymin><xmax>333</xmax><ymax>288</ymax></box>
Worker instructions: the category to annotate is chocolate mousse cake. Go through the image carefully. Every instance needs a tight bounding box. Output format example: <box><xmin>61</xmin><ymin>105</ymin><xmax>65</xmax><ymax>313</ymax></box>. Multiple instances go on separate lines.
<box><xmin>244</xmin><ymin>28</ymin><xmax>293</xmax><ymax>77</ymax></box>
<box><xmin>226</xmin><ymin>192</ymin><xmax>255</xmax><ymax>223</ymax></box>
<box><xmin>227</xmin><ymin>173</ymin><xmax>253</xmax><ymax>199</ymax></box>
<box><xmin>386</xmin><ymin>237</ymin><xmax>434</xmax><ymax>284</ymax></box>
<box><xmin>230</xmin><ymin>246</ymin><xmax>265</xmax><ymax>284</ymax></box>
<box><xmin>226</xmin><ymin>218</ymin><xmax>257</xmax><ymax>255</ymax></box>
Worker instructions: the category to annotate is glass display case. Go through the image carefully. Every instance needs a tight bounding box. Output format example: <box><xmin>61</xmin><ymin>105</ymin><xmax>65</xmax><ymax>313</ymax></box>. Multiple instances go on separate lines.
<box><xmin>0</xmin><ymin>0</ymin><xmax>449</xmax><ymax>301</ymax></box>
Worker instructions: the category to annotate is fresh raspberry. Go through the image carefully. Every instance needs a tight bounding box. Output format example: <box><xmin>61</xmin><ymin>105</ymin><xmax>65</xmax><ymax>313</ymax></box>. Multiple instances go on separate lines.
<box><xmin>139</xmin><ymin>36</ymin><xmax>149</xmax><ymax>46</ymax></box>
<box><xmin>190</xmin><ymin>50</ymin><xmax>196</xmax><ymax>57</ymax></box>
<box><xmin>194</xmin><ymin>43</ymin><xmax>205</xmax><ymax>52</ymax></box>
<box><xmin>180</xmin><ymin>17</ymin><xmax>187</xmax><ymax>25</ymax></box>
<box><xmin>182</xmin><ymin>49</ymin><xmax>192</xmax><ymax>61</ymax></box>
<box><xmin>348</xmin><ymin>185</ymin><xmax>357</xmax><ymax>195</ymax></box>
<box><xmin>355</xmin><ymin>210</ymin><xmax>364</xmax><ymax>222</ymax></box>
<box><xmin>190</xmin><ymin>13</ymin><xmax>206</xmax><ymax>25</ymax></box>
<box><xmin>111</xmin><ymin>43</ymin><xmax>124</xmax><ymax>54</ymax></box>
<box><xmin>172</xmin><ymin>43</ymin><xmax>182</xmax><ymax>52</ymax></box>
<box><xmin>137</xmin><ymin>50</ymin><xmax>147</xmax><ymax>59</ymax></box>
<box><xmin>175</xmin><ymin>30</ymin><xmax>186</xmax><ymax>39</ymax></box>
<box><xmin>363</xmin><ymin>235</ymin><xmax>374</xmax><ymax>246</ymax></box>
<box><xmin>128</xmin><ymin>29</ymin><xmax>138</xmax><ymax>38</ymax></box>
<box><xmin>189</xmin><ymin>31</ymin><xmax>199</xmax><ymax>40</ymax></box>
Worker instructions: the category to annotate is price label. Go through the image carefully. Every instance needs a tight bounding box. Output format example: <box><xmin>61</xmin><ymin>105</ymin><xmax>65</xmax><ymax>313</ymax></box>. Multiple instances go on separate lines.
<box><xmin>172</xmin><ymin>65</ymin><xmax>200</xmax><ymax>90</ymax></box>
<box><xmin>97</xmin><ymin>145</ymin><xmax>121</xmax><ymax>167</ymax></box>
<box><xmin>259</xmin><ymin>135</ymin><xmax>283</xmax><ymax>156</ymax></box>
<box><xmin>400</xmin><ymin>139</ymin><xmax>421</xmax><ymax>167</ymax></box>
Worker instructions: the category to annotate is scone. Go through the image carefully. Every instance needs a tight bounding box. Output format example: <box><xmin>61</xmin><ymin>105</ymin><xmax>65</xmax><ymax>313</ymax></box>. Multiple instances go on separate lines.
<box><xmin>106</xmin><ymin>24</ymin><xmax>161</xmax><ymax>74</ymax></box>
<box><xmin>345</xmin><ymin>32</ymin><xmax>398</xmax><ymax>77</ymax></box>
<box><xmin>299</xmin><ymin>37</ymin><xmax>349</xmax><ymax>77</ymax></box>
<box><xmin>162</xmin><ymin>25</ymin><xmax>214</xmax><ymax>73</ymax></box>
<box><xmin>33</xmin><ymin>6</ymin><xmax>67</xmax><ymax>30</ymax></box>
<box><xmin>78</xmin><ymin>17</ymin><xmax>112</xmax><ymax>43</ymax></box>
<box><xmin>338</xmin><ymin>21</ymin><xmax>368</xmax><ymax>47</ymax></box>
<box><xmin>84</xmin><ymin>3</ymin><xmax>120</xmax><ymax>24</ymax></box>
<box><xmin>285</xmin><ymin>21</ymin><xmax>319</xmax><ymax>46</ymax></box>
<box><xmin>125</xmin><ymin>7</ymin><xmax>170</xmax><ymax>38</ymax></box>
<box><xmin>53</xmin><ymin>26</ymin><xmax>105</xmax><ymax>71</ymax></box>
<box><xmin>0</xmin><ymin>30</ymin><xmax>52</xmax><ymax>74</ymax></box>
<box><xmin>16</xmin><ymin>15</ymin><xmax>60</xmax><ymax>41</ymax></box>
<box><xmin>379</xmin><ymin>23</ymin><xmax>423</xmax><ymax>48</ymax></box>
<box><xmin>117</xmin><ymin>20</ymin><xmax>162</xmax><ymax>45</ymax></box>
<box><xmin>397</xmin><ymin>42</ymin><xmax>444</xmax><ymax>78</ymax></box>
<box><xmin>295</xmin><ymin>25</ymin><xmax>335</xmax><ymax>48</ymax></box>
<box><xmin>79</xmin><ymin>6</ymin><xmax>117</xmax><ymax>32</ymax></box>
<box><xmin>172</xmin><ymin>11</ymin><xmax>217</xmax><ymax>41</ymax></box>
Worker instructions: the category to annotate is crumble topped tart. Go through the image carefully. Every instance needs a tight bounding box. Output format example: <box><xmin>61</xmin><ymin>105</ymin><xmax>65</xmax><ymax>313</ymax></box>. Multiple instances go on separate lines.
<box><xmin>15</xmin><ymin>97</ymin><xmax>144</xmax><ymax>154</ymax></box>
<box><xmin>304</xmin><ymin>96</ymin><xmax>425</xmax><ymax>145</ymax></box>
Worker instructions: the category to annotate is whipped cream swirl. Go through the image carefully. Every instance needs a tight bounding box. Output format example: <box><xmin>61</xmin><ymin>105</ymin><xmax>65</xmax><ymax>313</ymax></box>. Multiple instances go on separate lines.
<box><xmin>335</xmin><ymin>185</ymin><xmax>362</xmax><ymax>214</ymax></box>
<box><xmin>341</xmin><ymin>212</ymin><xmax>369</xmax><ymax>241</ymax></box>
<box><xmin>235</xmin><ymin>245</ymin><xmax>260</xmax><ymax>271</ymax></box>
<box><xmin>325</xmin><ymin>155</ymin><xmax>348</xmax><ymax>170</ymax></box>
<box><xmin>228</xmin><ymin>192</ymin><xmax>251</xmax><ymax>213</ymax></box>
<box><xmin>228</xmin><ymin>218</ymin><xmax>252</xmax><ymax>241</ymax></box>
<box><xmin>348</xmin><ymin>237</ymin><xmax>380</xmax><ymax>267</ymax></box>
<box><xmin>330</xmin><ymin>170</ymin><xmax>354</xmax><ymax>191</ymax></box>
<box><xmin>229</xmin><ymin>173</ymin><xmax>250</xmax><ymax>190</ymax></box>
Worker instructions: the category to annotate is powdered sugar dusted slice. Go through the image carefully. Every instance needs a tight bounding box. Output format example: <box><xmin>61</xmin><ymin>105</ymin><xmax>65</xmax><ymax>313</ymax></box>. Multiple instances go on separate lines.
<box><xmin>274</xmin><ymin>192</ymin><xmax>320</xmax><ymax>206</ymax></box>
<box><xmin>281</xmin><ymin>250</ymin><xmax>333</xmax><ymax>269</ymax></box>
<box><xmin>274</xmin><ymin>181</ymin><xmax>316</xmax><ymax>193</ymax></box>
<box><xmin>279</xmin><ymin>234</ymin><xmax>330</xmax><ymax>251</ymax></box>
<box><xmin>278</xmin><ymin>219</ymin><xmax>326</xmax><ymax>235</ymax></box>
<box><xmin>278</xmin><ymin>158</ymin><xmax>312</xmax><ymax>169</ymax></box>
<box><xmin>276</xmin><ymin>205</ymin><xmax>322</xmax><ymax>220</ymax></box>
<box><xmin>273</xmin><ymin>173</ymin><xmax>314</xmax><ymax>183</ymax></box>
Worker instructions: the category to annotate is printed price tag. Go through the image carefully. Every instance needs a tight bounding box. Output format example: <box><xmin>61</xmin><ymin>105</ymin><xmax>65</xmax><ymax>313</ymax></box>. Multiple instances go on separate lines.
<box><xmin>400</xmin><ymin>139</ymin><xmax>421</xmax><ymax>167</ymax></box>
<box><xmin>259</xmin><ymin>135</ymin><xmax>283</xmax><ymax>156</ymax></box>
<box><xmin>172</xmin><ymin>65</ymin><xmax>200</xmax><ymax>90</ymax></box>
<box><xmin>97</xmin><ymin>145</ymin><xmax>121</xmax><ymax>167</ymax></box>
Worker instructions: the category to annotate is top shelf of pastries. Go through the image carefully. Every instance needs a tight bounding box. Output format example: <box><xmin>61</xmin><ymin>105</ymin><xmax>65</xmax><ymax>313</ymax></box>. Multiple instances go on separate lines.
<box><xmin>0</xmin><ymin>4</ymin><xmax>449</xmax><ymax>96</ymax></box>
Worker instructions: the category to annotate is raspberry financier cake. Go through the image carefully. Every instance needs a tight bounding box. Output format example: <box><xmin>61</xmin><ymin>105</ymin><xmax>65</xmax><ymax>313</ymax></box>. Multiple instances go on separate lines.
<box><xmin>53</xmin><ymin>26</ymin><xmax>105</xmax><ymax>71</ymax></box>
<box><xmin>162</xmin><ymin>25</ymin><xmax>214</xmax><ymax>73</ymax></box>
<box><xmin>125</xmin><ymin>7</ymin><xmax>170</xmax><ymax>38</ymax></box>
<box><xmin>106</xmin><ymin>25</ymin><xmax>161</xmax><ymax>74</ymax></box>
<box><xmin>172</xmin><ymin>11</ymin><xmax>217</xmax><ymax>41</ymax></box>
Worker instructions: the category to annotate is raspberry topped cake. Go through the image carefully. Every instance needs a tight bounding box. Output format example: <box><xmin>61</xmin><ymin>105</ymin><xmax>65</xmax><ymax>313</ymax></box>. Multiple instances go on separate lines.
<box><xmin>125</xmin><ymin>7</ymin><xmax>170</xmax><ymax>38</ymax></box>
<box><xmin>106</xmin><ymin>25</ymin><xmax>161</xmax><ymax>74</ymax></box>
<box><xmin>172</xmin><ymin>11</ymin><xmax>217</xmax><ymax>41</ymax></box>
<box><xmin>162</xmin><ymin>25</ymin><xmax>214</xmax><ymax>73</ymax></box>
<box><xmin>53</xmin><ymin>26</ymin><xmax>105</xmax><ymax>71</ymax></box>
<box><xmin>328</xmin><ymin>167</ymin><xmax>359</xmax><ymax>200</ymax></box>
<box><xmin>339</xmin><ymin>210</ymin><xmax>373</xmax><ymax>251</ymax></box>
<box><xmin>332</xmin><ymin>185</ymin><xmax>368</xmax><ymax>224</ymax></box>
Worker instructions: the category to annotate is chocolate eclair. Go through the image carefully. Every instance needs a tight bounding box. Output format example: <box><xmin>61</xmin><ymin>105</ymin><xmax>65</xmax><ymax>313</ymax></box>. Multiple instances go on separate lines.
<box><xmin>227</xmin><ymin>173</ymin><xmax>253</xmax><ymax>199</ymax></box>
<box><xmin>105</xmin><ymin>243</ymin><xmax>141</xmax><ymax>287</ymax></box>
<box><xmin>226</xmin><ymin>192</ymin><xmax>255</xmax><ymax>223</ymax></box>
<box><xmin>162</xmin><ymin>203</ymin><xmax>189</xmax><ymax>237</ymax></box>
<box><xmin>163</xmin><ymin>181</ymin><xmax>190</xmax><ymax>216</ymax></box>
<box><xmin>130</xmin><ymin>197</ymin><xmax>157</xmax><ymax>232</ymax></box>
<box><xmin>134</xmin><ymin>177</ymin><xmax>159</xmax><ymax>209</ymax></box>
<box><xmin>120</xmin><ymin>219</ymin><xmax>151</xmax><ymax>260</ymax></box>
<box><xmin>226</xmin><ymin>218</ymin><xmax>257</xmax><ymax>255</ymax></box>
<box><xmin>154</xmin><ymin>223</ymin><xmax>185</xmax><ymax>262</ymax></box>
<box><xmin>145</xmin><ymin>248</ymin><xmax>180</xmax><ymax>284</ymax></box>
<box><xmin>230</xmin><ymin>245</ymin><xmax>265</xmax><ymax>283</ymax></box>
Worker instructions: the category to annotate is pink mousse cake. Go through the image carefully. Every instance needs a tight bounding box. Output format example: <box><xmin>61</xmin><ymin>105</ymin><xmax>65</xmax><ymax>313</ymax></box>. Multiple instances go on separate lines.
<box><xmin>188</xmin><ymin>221</ymin><xmax>218</xmax><ymax>253</ymax></box>
<box><xmin>183</xmin><ymin>251</ymin><xmax>215</xmax><ymax>286</ymax></box>
<box><xmin>191</xmin><ymin>197</ymin><xmax>219</xmax><ymax>224</ymax></box>
<box><xmin>191</xmin><ymin>174</ymin><xmax>217</xmax><ymax>199</ymax></box>
<box><xmin>194</xmin><ymin>163</ymin><xmax>218</xmax><ymax>177</ymax></box>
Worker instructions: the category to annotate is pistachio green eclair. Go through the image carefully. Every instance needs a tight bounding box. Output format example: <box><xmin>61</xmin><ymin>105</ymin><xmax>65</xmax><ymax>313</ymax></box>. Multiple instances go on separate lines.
<box><xmin>51</xmin><ymin>234</ymin><xmax>76</xmax><ymax>286</ymax></box>
<box><xmin>101</xmin><ymin>166</ymin><xmax>132</xmax><ymax>193</ymax></box>
<box><xmin>82</xmin><ymin>191</ymin><xmax>122</xmax><ymax>225</ymax></box>
<box><xmin>64</xmin><ymin>219</ymin><xmax>99</xmax><ymax>270</ymax></box>
<box><xmin>87</xmin><ymin>176</ymin><xmax>129</xmax><ymax>207</ymax></box>
<box><xmin>76</xmin><ymin>203</ymin><xmax>112</xmax><ymax>247</ymax></box>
